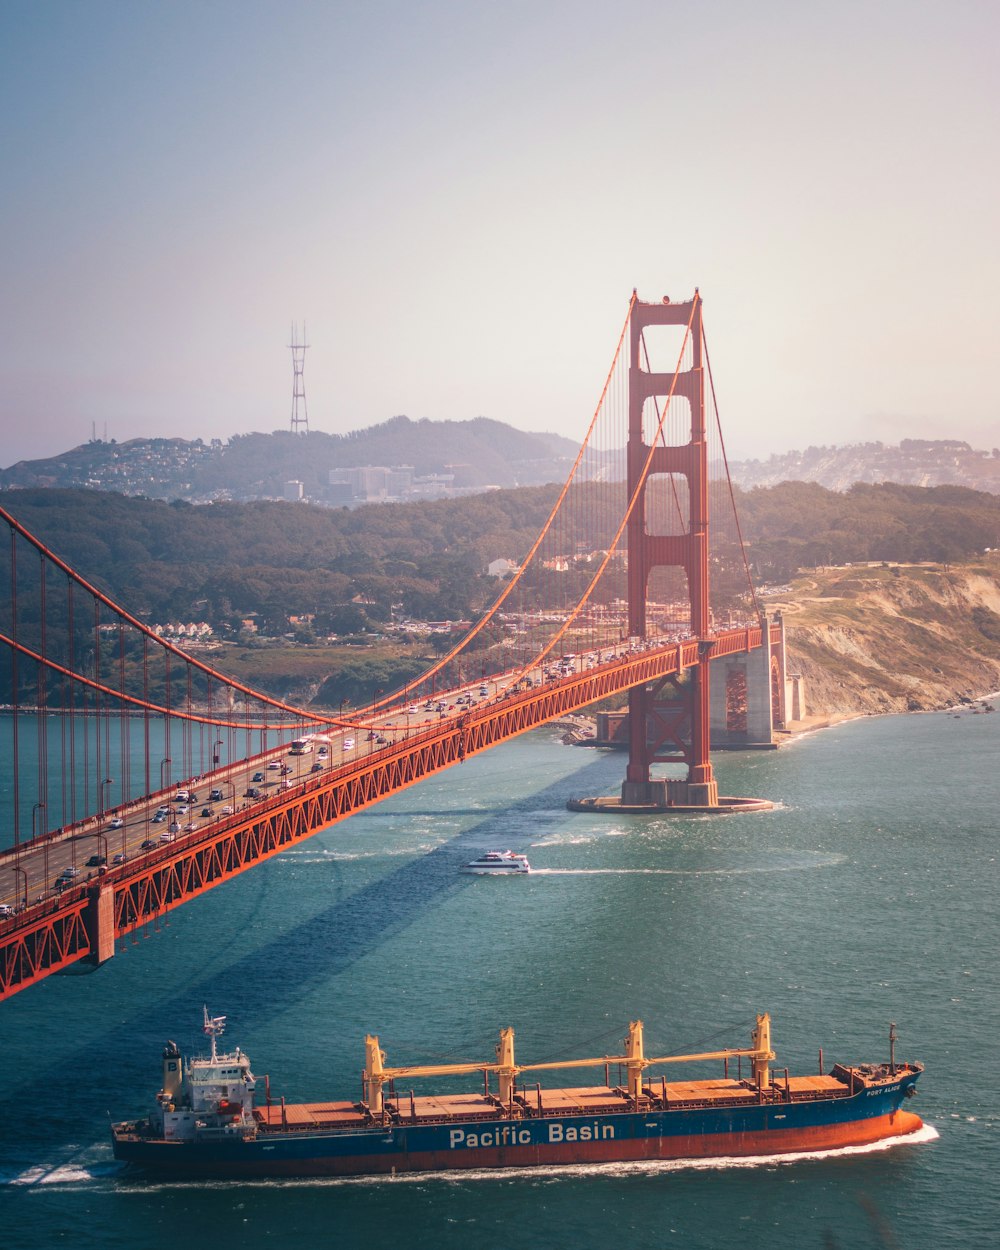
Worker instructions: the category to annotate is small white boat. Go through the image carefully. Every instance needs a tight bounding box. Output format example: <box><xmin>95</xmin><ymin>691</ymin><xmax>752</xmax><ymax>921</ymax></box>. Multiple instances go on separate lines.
<box><xmin>461</xmin><ymin>850</ymin><xmax>531</xmax><ymax>875</ymax></box>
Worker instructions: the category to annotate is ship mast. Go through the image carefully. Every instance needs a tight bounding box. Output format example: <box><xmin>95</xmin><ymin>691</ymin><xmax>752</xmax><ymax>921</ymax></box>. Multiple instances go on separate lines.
<box><xmin>363</xmin><ymin>1015</ymin><xmax>777</xmax><ymax>1113</ymax></box>
<box><xmin>202</xmin><ymin>1006</ymin><xmax>227</xmax><ymax>1063</ymax></box>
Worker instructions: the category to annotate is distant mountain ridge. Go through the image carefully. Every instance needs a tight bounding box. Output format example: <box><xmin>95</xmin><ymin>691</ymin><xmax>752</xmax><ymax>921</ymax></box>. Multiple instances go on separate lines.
<box><xmin>0</xmin><ymin>416</ymin><xmax>581</xmax><ymax>503</ymax></box>
<box><xmin>5</xmin><ymin>424</ymin><xmax>1000</xmax><ymax>502</ymax></box>
<box><xmin>730</xmin><ymin>438</ymin><xmax>1000</xmax><ymax>493</ymax></box>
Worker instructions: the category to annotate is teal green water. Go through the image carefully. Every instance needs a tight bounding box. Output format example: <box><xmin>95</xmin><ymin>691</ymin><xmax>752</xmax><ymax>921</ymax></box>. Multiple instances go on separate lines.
<box><xmin>0</xmin><ymin>712</ymin><xmax>996</xmax><ymax>1248</ymax></box>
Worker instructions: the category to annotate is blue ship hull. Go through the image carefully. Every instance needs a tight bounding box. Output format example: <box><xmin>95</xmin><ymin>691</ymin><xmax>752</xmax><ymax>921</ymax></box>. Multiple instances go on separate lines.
<box><xmin>112</xmin><ymin>1067</ymin><xmax>923</xmax><ymax>1178</ymax></box>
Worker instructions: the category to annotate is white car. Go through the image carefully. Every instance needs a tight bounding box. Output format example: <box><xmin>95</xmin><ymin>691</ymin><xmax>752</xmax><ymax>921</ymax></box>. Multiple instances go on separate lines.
<box><xmin>221</xmin><ymin>804</ymin><xmax>234</xmax><ymax>815</ymax></box>
<box><xmin>109</xmin><ymin>816</ymin><xmax>124</xmax><ymax>829</ymax></box>
<box><xmin>343</xmin><ymin>737</ymin><xmax>355</xmax><ymax>749</ymax></box>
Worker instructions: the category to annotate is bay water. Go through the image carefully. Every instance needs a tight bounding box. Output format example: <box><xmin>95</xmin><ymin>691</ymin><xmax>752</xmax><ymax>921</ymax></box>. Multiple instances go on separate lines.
<box><xmin>0</xmin><ymin>710</ymin><xmax>996</xmax><ymax>1249</ymax></box>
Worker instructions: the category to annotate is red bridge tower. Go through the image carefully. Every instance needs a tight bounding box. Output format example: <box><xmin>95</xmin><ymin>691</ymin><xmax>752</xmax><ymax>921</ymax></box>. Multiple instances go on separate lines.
<box><xmin>619</xmin><ymin>292</ymin><xmax>719</xmax><ymax>808</ymax></box>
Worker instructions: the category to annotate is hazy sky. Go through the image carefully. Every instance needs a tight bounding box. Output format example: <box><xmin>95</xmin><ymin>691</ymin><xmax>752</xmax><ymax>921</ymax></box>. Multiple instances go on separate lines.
<box><xmin>2</xmin><ymin>0</ymin><xmax>997</xmax><ymax>466</ymax></box>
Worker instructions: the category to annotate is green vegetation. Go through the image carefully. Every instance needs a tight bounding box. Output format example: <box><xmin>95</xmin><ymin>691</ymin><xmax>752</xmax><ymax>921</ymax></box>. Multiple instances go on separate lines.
<box><xmin>4</xmin><ymin>480</ymin><xmax>999</xmax><ymax>632</ymax></box>
<box><xmin>738</xmin><ymin>481</ymin><xmax>1000</xmax><ymax>581</ymax></box>
<box><xmin>3</xmin><ymin>477</ymin><xmax>1000</xmax><ymax>713</ymax></box>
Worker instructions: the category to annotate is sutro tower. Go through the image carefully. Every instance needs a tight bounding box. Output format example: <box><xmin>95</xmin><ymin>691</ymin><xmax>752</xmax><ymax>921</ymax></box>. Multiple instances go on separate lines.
<box><xmin>289</xmin><ymin>322</ymin><xmax>309</xmax><ymax>434</ymax></box>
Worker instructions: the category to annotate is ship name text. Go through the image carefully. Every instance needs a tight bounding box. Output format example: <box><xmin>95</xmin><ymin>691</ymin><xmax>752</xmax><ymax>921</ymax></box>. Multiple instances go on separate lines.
<box><xmin>448</xmin><ymin>1122</ymin><xmax>616</xmax><ymax>1149</ymax></box>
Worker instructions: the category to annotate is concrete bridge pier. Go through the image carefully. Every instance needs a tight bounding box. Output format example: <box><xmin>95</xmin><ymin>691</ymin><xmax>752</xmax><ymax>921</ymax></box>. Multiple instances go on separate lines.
<box><xmin>709</xmin><ymin>613</ymin><xmax>787</xmax><ymax>747</ymax></box>
<box><xmin>84</xmin><ymin>880</ymin><xmax>116</xmax><ymax>967</ymax></box>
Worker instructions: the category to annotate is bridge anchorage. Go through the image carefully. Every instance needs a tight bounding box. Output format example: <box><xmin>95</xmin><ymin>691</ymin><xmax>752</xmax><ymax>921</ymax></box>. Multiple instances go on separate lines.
<box><xmin>567</xmin><ymin>292</ymin><xmax>773</xmax><ymax>816</ymax></box>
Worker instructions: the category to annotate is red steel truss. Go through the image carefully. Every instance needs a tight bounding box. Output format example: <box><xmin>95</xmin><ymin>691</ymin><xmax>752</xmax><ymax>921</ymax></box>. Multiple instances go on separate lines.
<box><xmin>0</xmin><ymin>625</ymin><xmax>775</xmax><ymax>1000</ymax></box>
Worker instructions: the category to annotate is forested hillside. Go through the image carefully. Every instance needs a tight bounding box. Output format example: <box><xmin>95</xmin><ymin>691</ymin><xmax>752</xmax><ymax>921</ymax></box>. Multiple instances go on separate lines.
<box><xmin>3</xmin><ymin>481</ymin><xmax>1000</xmax><ymax>635</ymax></box>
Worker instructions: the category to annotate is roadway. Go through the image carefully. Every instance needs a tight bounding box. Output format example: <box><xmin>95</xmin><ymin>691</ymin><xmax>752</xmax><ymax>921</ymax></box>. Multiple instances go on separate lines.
<box><xmin>0</xmin><ymin>633</ymin><xmax>695</xmax><ymax>920</ymax></box>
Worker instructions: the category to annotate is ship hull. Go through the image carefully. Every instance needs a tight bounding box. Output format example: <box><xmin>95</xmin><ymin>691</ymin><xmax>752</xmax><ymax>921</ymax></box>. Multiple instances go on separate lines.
<box><xmin>112</xmin><ymin>1074</ymin><xmax>923</xmax><ymax>1178</ymax></box>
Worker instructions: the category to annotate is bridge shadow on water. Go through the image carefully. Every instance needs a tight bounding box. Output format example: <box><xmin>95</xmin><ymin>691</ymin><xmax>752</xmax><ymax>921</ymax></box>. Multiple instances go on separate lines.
<box><xmin>182</xmin><ymin>750</ymin><xmax>618</xmax><ymax>1016</ymax></box>
<box><xmin>1</xmin><ymin>751</ymin><xmax>621</xmax><ymax>1178</ymax></box>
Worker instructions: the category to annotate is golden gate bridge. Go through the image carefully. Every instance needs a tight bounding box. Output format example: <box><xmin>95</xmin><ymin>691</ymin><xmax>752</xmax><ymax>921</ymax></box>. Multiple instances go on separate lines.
<box><xmin>0</xmin><ymin>291</ymin><xmax>785</xmax><ymax>1001</ymax></box>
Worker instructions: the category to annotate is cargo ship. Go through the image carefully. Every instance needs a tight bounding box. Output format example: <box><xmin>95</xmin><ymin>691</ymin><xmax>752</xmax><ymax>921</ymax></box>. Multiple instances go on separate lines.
<box><xmin>110</xmin><ymin>1009</ymin><xmax>924</xmax><ymax>1177</ymax></box>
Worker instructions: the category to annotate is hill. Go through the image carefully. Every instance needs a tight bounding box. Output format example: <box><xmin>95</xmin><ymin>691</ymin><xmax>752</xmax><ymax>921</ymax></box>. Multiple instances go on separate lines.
<box><xmin>0</xmin><ymin>417</ymin><xmax>581</xmax><ymax>503</ymax></box>
<box><xmin>770</xmin><ymin>560</ymin><xmax>1000</xmax><ymax>718</ymax></box>
<box><xmin>4</xmin><ymin>483</ymin><xmax>1000</xmax><ymax>717</ymax></box>
<box><xmin>731</xmin><ymin>438</ymin><xmax>1000</xmax><ymax>493</ymax></box>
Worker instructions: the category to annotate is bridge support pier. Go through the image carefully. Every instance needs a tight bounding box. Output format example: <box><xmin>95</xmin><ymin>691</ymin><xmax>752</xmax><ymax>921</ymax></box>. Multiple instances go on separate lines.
<box><xmin>84</xmin><ymin>880</ymin><xmax>116</xmax><ymax>968</ymax></box>
<box><xmin>709</xmin><ymin>614</ymin><xmax>786</xmax><ymax>747</ymax></box>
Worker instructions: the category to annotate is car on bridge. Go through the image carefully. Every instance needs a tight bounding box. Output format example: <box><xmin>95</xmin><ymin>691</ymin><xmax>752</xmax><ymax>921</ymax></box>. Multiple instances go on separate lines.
<box><xmin>210</xmin><ymin>788</ymin><xmax>224</xmax><ymax>801</ymax></box>
<box><xmin>112</xmin><ymin>852</ymin><xmax>128</xmax><ymax>866</ymax></box>
<box><xmin>140</xmin><ymin>839</ymin><xmax>157</xmax><ymax>850</ymax></box>
<box><xmin>108</xmin><ymin>816</ymin><xmax>124</xmax><ymax>829</ymax></box>
<box><xmin>252</xmin><ymin>772</ymin><xmax>265</xmax><ymax>783</ymax></box>
<box><xmin>86</xmin><ymin>854</ymin><xmax>107</xmax><ymax>867</ymax></box>
<box><xmin>310</xmin><ymin>761</ymin><xmax>324</xmax><ymax>772</ymax></box>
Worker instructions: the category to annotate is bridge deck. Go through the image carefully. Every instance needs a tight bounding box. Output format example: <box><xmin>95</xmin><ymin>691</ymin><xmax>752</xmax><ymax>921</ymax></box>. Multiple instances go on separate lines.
<box><xmin>0</xmin><ymin>626</ymin><xmax>774</xmax><ymax>1001</ymax></box>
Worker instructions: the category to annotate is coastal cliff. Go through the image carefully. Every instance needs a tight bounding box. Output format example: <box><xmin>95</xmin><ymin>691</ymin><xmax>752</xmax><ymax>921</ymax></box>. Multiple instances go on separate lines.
<box><xmin>768</xmin><ymin>559</ymin><xmax>1000</xmax><ymax>718</ymax></box>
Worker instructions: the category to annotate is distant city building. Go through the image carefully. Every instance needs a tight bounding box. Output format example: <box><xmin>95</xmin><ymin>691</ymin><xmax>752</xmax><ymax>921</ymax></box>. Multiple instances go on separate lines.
<box><xmin>487</xmin><ymin>558</ymin><xmax>520</xmax><ymax>578</ymax></box>
<box><xmin>327</xmin><ymin>464</ymin><xmax>465</xmax><ymax>504</ymax></box>
<box><xmin>283</xmin><ymin>480</ymin><xmax>305</xmax><ymax>501</ymax></box>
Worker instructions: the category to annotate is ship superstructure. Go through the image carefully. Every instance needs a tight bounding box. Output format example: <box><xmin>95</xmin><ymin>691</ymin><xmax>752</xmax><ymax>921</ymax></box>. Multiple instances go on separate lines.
<box><xmin>149</xmin><ymin>1008</ymin><xmax>256</xmax><ymax>1144</ymax></box>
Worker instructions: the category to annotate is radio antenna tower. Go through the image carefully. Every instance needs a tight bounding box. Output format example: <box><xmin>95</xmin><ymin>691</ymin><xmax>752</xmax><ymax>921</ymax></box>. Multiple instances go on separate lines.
<box><xmin>289</xmin><ymin>321</ymin><xmax>309</xmax><ymax>434</ymax></box>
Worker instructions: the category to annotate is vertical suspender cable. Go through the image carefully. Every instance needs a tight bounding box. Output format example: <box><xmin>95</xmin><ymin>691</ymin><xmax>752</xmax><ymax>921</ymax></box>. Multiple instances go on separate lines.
<box><xmin>10</xmin><ymin>524</ymin><xmax>20</xmax><ymax>847</ymax></box>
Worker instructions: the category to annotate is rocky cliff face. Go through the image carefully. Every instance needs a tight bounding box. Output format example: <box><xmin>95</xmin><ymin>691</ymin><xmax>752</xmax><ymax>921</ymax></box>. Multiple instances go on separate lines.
<box><xmin>767</xmin><ymin>560</ymin><xmax>1000</xmax><ymax>718</ymax></box>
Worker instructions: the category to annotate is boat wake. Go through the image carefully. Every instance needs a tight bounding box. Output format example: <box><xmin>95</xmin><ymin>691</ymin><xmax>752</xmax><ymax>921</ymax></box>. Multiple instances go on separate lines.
<box><xmin>531</xmin><ymin>855</ymin><xmax>846</xmax><ymax>877</ymax></box>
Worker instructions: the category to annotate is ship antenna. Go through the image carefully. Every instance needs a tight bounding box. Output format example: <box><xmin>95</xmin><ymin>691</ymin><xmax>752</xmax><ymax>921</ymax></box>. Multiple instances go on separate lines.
<box><xmin>203</xmin><ymin>1005</ymin><xmax>227</xmax><ymax>1063</ymax></box>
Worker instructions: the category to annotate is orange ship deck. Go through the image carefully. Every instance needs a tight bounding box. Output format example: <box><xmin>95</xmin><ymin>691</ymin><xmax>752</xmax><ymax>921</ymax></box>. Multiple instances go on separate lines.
<box><xmin>254</xmin><ymin>1072</ymin><xmax>853</xmax><ymax>1132</ymax></box>
<box><xmin>254</xmin><ymin>1100</ymin><xmax>367</xmax><ymax>1130</ymax></box>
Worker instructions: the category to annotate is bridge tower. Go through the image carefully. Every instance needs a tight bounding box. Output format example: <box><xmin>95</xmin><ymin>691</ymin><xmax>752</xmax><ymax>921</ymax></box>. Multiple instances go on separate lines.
<box><xmin>617</xmin><ymin>292</ymin><xmax>720</xmax><ymax>809</ymax></box>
